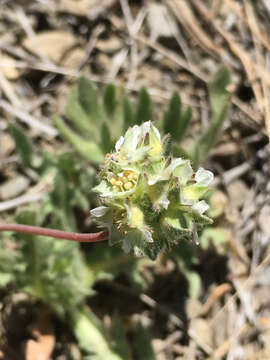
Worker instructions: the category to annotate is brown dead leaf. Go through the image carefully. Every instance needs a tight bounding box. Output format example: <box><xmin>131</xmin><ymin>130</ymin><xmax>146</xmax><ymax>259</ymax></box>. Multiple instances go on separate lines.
<box><xmin>62</xmin><ymin>48</ymin><xmax>85</xmax><ymax>69</ymax></box>
<box><xmin>23</xmin><ymin>31</ymin><xmax>77</xmax><ymax>64</ymax></box>
<box><xmin>167</xmin><ymin>0</ymin><xmax>221</xmax><ymax>55</ymax></box>
<box><xmin>96</xmin><ymin>36</ymin><xmax>123</xmax><ymax>53</ymax></box>
<box><xmin>57</xmin><ymin>0</ymin><xmax>100</xmax><ymax>16</ymax></box>
<box><xmin>1</xmin><ymin>133</ymin><xmax>15</xmax><ymax>157</ymax></box>
<box><xmin>213</xmin><ymin>142</ymin><xmax>239</xmax><ymax>156</ymax></box>
<box><xmin>147</xmin><ymin>3</ymin><xmax>179</xmax><ymax>39</ymax></box>
<box><xmin>185</xmin><ymin>298</ymin><xmax>203</xmax><ymax>319</ymax></box>
<box><xmin>0</xmin><ymin>176</ymin><xmax>30</xmax><ymax>201</ymax></box>
<box><xmin>227</xmin><ymin>180</ymin><xmax>249</xmax><ymax>209</ymax></box>
<box><xmin>0</xmin><ymin>52</ymin><xmax>19</xmax><ymax>80</ymax></box>
<box><xmin>190</xmin><ymin>318</ymin><xmax>214</xmax><ymax>348</ymax></box>
<box><xmin>25</xmin><ymin>309</ymin><xmax>55</xmax><ymax>360</ymax></box>
<box><xmin>209</xmin><ymin>190</ymin><xmax>228</xmax><ymax>218</ymax></box>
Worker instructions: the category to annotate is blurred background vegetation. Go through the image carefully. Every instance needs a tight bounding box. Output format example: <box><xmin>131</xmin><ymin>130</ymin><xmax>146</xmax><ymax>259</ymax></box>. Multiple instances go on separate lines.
<box><xmin>0</xmin><ymin>1</ymin><xmax>269</xmax><ymax>359</ymax></box>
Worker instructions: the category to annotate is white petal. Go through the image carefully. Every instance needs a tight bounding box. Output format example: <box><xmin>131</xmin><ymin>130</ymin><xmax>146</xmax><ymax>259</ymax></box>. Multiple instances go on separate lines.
<box><xmin>162</xmin><ymin>158</ymin><xmax>185</xmax><ymax>181</ymax></box>
<box><xmin>131</xmin><ymin>125</ymin><xmax>141</xmax><ymax>150</ymax></box>
<box><xmin>134</xmin><ymin>246</ymin><xmax>144</xmax><ymax>257</ymax></box>
<box><xmin>142</xmin><ymin>121</ymin><xmax>161</xmax><ymax>141</ymax></box>
<box><xmin>195</xmin><ymin>168</ymin><xmax>214</xmax><ymax>186</ymax></box>
<box><xmin>90</xmin><ymin>206</ymin><xmax>109</xmax><ymax>217</ymax></box>
<box><xmin>180</xmin><ymin>162</ymin><xmax>193</xmax><ymax>184</ymax></box>
<box><xmin>122</xmin><ymin>238</ymin><xmax>132</xmax><ymax>253</ymax></box>
<box><xmin>148</xmin><ymin>175</ymin><xmax>163</xmax><ymax>185</ymax></box>
<box><xmin>193</xmin><ymin>200</ymin><xmax>209</xmax><ymax>215</ymax></box>
<box><xmin>160</xmin><ymin>195</ymin><xmax>170</xmax><ymax>209</ymax></box>
<box><xmin>115</xmin><ymin>136</ymin><xmax>124</xmax><ymax>151</ymax></box>
<box><xmin>167</xmin><ymin>158</ymin><xmax>184</xmax><ymax>173</ymax></box>
<box><xmin>142</xmin><ymin>121</ymin><xmax>151</xmax><ymax>135</ymax></box>
<box><xmin>141</xmin><ymin>228</ymin><xmax>153</xmax><ymax>243</ymax></box>
<box><xmin>152</xmin><ymin>124</ymin><xmax>161</xmax><ymax>141</ymax></box>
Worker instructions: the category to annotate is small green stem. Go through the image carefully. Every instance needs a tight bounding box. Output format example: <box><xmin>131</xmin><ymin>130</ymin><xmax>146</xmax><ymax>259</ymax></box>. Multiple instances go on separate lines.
<box><xmin>0</xmin><ymin>224</ymin><xmax>108</xmax><ymax>242</ymax></box>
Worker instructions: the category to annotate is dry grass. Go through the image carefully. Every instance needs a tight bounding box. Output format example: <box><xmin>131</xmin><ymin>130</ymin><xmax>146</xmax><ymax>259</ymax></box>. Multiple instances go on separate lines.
<box><xmin>0</xmin><ymin>0</ymin><xmax>269</xmax><ymax>359</ymax></box>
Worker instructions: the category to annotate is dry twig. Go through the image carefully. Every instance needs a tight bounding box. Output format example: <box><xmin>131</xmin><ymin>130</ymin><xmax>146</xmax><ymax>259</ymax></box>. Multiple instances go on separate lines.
<box><xmin>0</xmin><ymin>99</ymin><xmax>58</xmax><ymax>137</ymax></box>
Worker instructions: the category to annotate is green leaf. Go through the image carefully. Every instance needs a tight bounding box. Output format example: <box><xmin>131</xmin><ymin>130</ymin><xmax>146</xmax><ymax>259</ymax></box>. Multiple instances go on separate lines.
<box><xmin>164</xmin><ymin>92</ymin><xmax>181</xmax><ymax>139</ymax></box>
<box><xmin>86</xmin><ymin>241</ymin><xmax>146</xmax><ymax>290</ymax></box>
<box><xmin>103</xmin><ymin>84</ymin><xmax>117</xmax><ymax>116</ymax></box>
<box><xmin>178</xmin><ymin>106</ymin><xmax>192</xmax><ymax>142</ymax></box>
<box><xmin>184</xmin><ymin>270</ymin><xmax>201</xmax><ymax>298</ymax></box>
<box><xmin>51</xmin><ymin>172</ymin><xmax>68</xmax><ymax>209</ymax></box>
<box><xmin>14</xmin><ymin>205</ymin><xmax>91</xmax><ymax>315</ymax></box>
<box><xmin>66</xmin><ymin>86</ymin><xmax>96</xmax><ymax>135</ymax></box>
<box><xmin>191</xmin><ymin>67</ymin><xmax>231</xmax><ymax>167</ymax></box>
<box><xmin>200</xmin><ymin>227</ymin><xmax>229</xmax><ymax>254</ymax></box>
<box><xmin>8</xmin><ymin>122</ymin><xmax>33</xmax><ymax>168</ymax></box>
<box><xmin>101</xmin><ymin>122</ymin><xmax>112</xmax><ymax>154</ymax></box>
<box><xmin>0</xmin><ymin>236</ymin><xmax>23</xmax><ymax>287</ymax></box>
<box><xmin>78</xmin><ymin>77</ymin><xmax>99</xmax><ymax>122</ymax></box>
<box><xmin>163</xmin><ymin>93</ymin><xmax>192</xmax><ymax>143</ymax></box>
<box><xmin>134</xmin><ymin>323</ymin><xmax>156</xmax><ymax>360</ymax></box>
<box><xmin>171</xmin><ymin>144</ymin><xmax>190</xmax><ymax>159</ymax></box>
<box><xmin>110</xmin><ymin>316</ymin><xmax>132</xmax><ymax>359</ymax></box>
<box><xmin>71</xmin><ymin>189</ymin><xmax>89</xmax><ymax>211</ymax></box>
<box><xmin>16</xmin><ymin>207</ymin><xmax>37</xmax><ymax>227</ymax></box>
<box><xmin>71</xmin><ymin>308</ymin><xmax>125</xmax><ymax>360</ymax></box>
<box><xmin>57</xmin><ymin>152</ymin><xmax>77</xmax><ymax>176</ymax></box>
<box><xmin>135</xmin><ymin>88</ymin><xmax>152</xmax><ymax>124</ymax></box>
<box><xmin>122</xmin><ymin>94</ymin><xmax>134</xmax><ymax>129</ymax></box>
<box><xmin>210</xmin><ymin>67</ymin><xmax>231</xmax><ymax>117</ymax></box>
<box><xmin>173</xmin><ymin>240</ymin><xmax>201</xmax><ymax>298</ymax></box>
<box><xmin>54</xmin><ymin>116</ymin><xmax>104</xmax><ymax>163</ymax></box>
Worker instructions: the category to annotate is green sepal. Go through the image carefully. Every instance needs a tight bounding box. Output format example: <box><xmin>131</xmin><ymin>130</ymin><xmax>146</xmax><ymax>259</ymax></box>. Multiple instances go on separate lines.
<box><xmin>92</xmin><ymin>180</ymin><xmax>112</xmax><ymax>194</ymax></box>
<box><xmin>180</xmin><ymin>206</ymin><xmax>213</xmax><ymax>226</ymax></box>
<box><xmin>162</xmin><ymin>213</ymin><xmax>193</xmax><ymax>242</ymax></box>
<box><xmin>182</xmin><ymin>184</ymin><xmax>209</xmax><ymax>201</ymax></box>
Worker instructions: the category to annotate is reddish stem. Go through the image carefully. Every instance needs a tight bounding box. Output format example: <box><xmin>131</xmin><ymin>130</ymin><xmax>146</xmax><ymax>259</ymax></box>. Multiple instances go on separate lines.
<box><xmin>0</xmin><ymin>224</ymin><xmax>108</xmax><ymax>243</ymax></box>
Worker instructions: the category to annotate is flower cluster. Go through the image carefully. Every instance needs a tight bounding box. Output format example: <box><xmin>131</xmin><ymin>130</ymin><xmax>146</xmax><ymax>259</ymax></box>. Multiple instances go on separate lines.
<box><xmin>91</xmin><ymin>121</ymin><xmax>213</xmax><ymax>260</ymax></box>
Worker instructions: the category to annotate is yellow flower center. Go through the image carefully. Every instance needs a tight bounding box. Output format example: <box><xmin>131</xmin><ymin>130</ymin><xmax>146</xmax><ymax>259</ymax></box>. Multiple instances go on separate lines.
<box><xmin>109</xmin><ymin>171</ymin><xmax>138</xmax><ymax>192</ymax></box>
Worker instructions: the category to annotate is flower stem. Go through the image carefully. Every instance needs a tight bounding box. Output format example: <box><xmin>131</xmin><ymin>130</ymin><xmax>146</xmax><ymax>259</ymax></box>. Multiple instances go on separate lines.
<box><xmin>0</xmin><ymin>224</ymin><xmax>108</xmax><ymax>243</ymax></box>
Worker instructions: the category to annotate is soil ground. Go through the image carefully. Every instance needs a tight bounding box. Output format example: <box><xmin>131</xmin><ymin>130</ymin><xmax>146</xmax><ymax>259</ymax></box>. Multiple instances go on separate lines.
<box><xmin>0</xmin><ymin>1</ymin><xmax>270</xmax><ymax>359</ymax></box>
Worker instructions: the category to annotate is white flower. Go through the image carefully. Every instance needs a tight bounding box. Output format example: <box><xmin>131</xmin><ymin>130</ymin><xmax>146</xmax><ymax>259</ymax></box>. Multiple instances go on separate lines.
<box><xmin>195</xmin><ymin>168</ymin><xmax>214</xmax><ymax>186</ymax></box>
<box><xmin>142</xmin><ymin>121</ymin><xmax>161</xmax><ymax>141</ymax></box>
<box><xmin>115</xmin><ymin>136</ymin><xmax>124</xmax><ymax>151</ymax></box>
<box><xmin>192</xmin><ymin>200</ymin><xmax>209</xmax><ymax>215</ymax></box>
<box><xmin>148</xmin><ymin>175</ymin><xmax>163</xmax><ymax>186</ymax></box>
<box><xmin>131</xmin><ymin>125</ymin><xmax>141</xmax><ymax>150</ymax></box>
<box><xmin>178</xmin><ymin>162</ymin><xmax>193</xmax><ymax>185</ymax></box>
<box><xmin>90</xmin><ymin>206</ymin><xmax>109</xmax><ymax>217</ymax></box>
<box><xmin>166</xmin><ymin>158</ymin><xmax>185</xmax><ymax>174</ymax></box>
<box><xmin>92</xmin><ymin>121</ymin><xmax>214</xmax><ymax>260</ymax></box>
